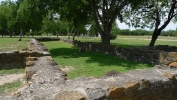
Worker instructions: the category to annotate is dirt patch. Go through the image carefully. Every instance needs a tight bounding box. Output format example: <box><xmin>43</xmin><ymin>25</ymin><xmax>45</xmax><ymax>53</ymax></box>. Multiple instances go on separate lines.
<box><xmin>0</xmin><ymin>73</ymin><xmax>25</xmax><ymax>86</ymax></box>
<box><xmin>61</xmin><ymin>66</ymin><xmax>74</xmax><ymax>72</ymax></box>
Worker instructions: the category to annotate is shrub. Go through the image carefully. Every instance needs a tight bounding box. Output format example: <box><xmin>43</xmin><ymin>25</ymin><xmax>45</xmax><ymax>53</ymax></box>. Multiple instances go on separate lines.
<box><xmin>110</xmin><ymin>32</ymin><xmax>117</xmax><ymax>40</ymax></box>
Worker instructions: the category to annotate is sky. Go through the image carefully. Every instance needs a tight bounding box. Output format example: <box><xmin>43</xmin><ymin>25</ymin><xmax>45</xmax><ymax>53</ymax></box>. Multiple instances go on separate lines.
<box><xmin>0</xmin><ymin>0</ymin><xmax>176</xmax><ymax>31</ymax></box>
<box><xmin>117</xmin><ymin>20</ymin><xmax>177</xmax><ymax>31</ymax></box>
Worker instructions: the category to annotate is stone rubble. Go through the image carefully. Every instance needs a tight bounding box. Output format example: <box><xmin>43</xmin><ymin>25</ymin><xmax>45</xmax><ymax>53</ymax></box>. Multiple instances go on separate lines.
<box><xmin>0</xmin><ymin>38</ymin><xmax>177</xmax><ymax>100</ymax></box>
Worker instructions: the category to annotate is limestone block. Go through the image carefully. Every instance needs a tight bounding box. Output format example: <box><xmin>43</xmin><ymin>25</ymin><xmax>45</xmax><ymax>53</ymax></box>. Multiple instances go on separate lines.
<box><xmin>29</xmin><ymin>52</ymin><xmax>39</xmax><ymax>57</ymax></box>
<box><xmin>26</xmin><ymin>57</ymin><xmax>37</xmax><ymax>61</ymax></box>
<box><xmin>106</xmin><ymin>86</ymin><xmax>125</xmax><ymax>98</ymax></box>
<box><xmin>140</xmin><ymin>79</ymin><xmax>150</xmax><ymax>89</ymax></box>
<box><xmin>164</xmin><ymin>72</ymin><xmax>176</xmax><ymax>80</ymax></box>
<box><xmin>55</xmin><ymin>91</ymin><xmax>85</xmax><ymax>100</ymax></box>
<box><xmin>47</xmin><ymin>56</ymin><xmax>54</xmax><ymax>61</ymax></box>
<box><xmin>123</xmin><ymin>82</ymin><xmax>140</xmax><ymax>97</ymax></box>
<box><xmin>22</xmin><ymin>47</ymin><xmax>29</xmax><ymax>51</ymax></box>
<box><xmin>86</xmin><ymin>88</ymin><xmax>106</xmax><ymax>100</ymax></box>
<box><xmin>26</xmin><ymin>61</ymin><xmax>34</xmax><ymax>66</ymax></box>
<box><xmin>124</xmin><ymin>82</ymin><xmax>140</xmax><ymax>92</ymax></box>
<box><xmin>169</xmin><ymin>62</ymin><xmax>177</xmax><ymax>68</ymax></box>
<box><xmin>19</xmin><ymin>51</ymin><xmax>29</xmax><ymax>56</ymax></box>
<box><xmin>163</xmin><ymin>60</ymin><xmax>172</xmax><ymax>65</ymax></box>
<box><xmin>167</xmin><ymin>52</ymin><xmax>177</xmax><ymax>61</ymax></box>
<box><xmin>168</xmin><ymin>52</ymin><xmax>177</xmax><ymax>57</ymax></box>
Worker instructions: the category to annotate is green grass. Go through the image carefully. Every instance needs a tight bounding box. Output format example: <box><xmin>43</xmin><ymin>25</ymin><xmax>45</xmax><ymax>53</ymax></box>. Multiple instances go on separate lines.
<box><xmin>0</xmin><ymin>37</ymin><xmax>29</xmax><ymax>52</ymax></box>
<box><xmin>42</xmin><ymin>41</ymin><xmax>152</xmax><ymax>79</ymax></box>
<box><xmin>0</xmin><ymin>79</ymin><xmax>23</xmax><ymax>93</ymax></box>
<box><xmin>74</xmin><ymin>36</ymin><xmax>177</xmax><ymax>48</ymax></box>
<box><xmin>0</xmin><ymin>68</ymin><xmax>25</xmax><ymax>76</ymax></box>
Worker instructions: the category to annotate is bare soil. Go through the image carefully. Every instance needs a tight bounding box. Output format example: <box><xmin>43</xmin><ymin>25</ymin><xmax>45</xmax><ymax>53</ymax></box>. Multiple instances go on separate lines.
<box><xmin>0</xmin><ymin>73</ymin><xmax>25</xmax><ymax>86</ymax></box>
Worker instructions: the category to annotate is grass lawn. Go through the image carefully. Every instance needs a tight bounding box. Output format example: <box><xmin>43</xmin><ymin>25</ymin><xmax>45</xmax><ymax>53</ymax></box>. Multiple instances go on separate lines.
<box><xmin>0</xmin><ymin>37</ymin><xmax>29</xmax><ymax>52</ymax></box>
<box><xmin>0</xmin><ymin>79</ymin><xmax>23</xmax><ymax>93</ymax></box>
<box><xmin>0</xmin><ymin>68</ymin><xmax>25</xmax><ymax>76</ymax></box>
<box><xmin>73</xmin><ymin>36</ymin><xmax>177</xmax><ymax>48</ymax></box>
<box><xmin>42</xmin><ymin>41</ymin><xmax>152</xmax><ymax>79</ymax></box>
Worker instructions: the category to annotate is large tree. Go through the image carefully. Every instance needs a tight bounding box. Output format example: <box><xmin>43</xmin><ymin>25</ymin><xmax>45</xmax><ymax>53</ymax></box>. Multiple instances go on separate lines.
<box><xmin>124</xmin><ymin>0</ymin><xmax>177</xmax><ymax>46</ymax></box>
<box><xmin>0</xmin><ymin>0</ymin><xmax>15</xmax><ymax>37</ymax></box>
<box><xmin>17</xmin><ymin>0</ymin><xmax>49</xmax><ymax>40</ymax></box>
<box><xmin>87</xmin><ymin>0</ymin><xmax>145</xmax><ymax>45</ymax></box>
<box><xmin>59</xmin><ymin>0</ymin><xmax>92</xmax><ymax>40</ymax></box>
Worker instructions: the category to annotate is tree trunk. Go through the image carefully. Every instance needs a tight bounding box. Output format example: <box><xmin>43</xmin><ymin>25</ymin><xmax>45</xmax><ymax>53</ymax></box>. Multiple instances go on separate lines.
<box><xmin>56</xmin><ymin>31</ymin><xmax>59</xmax><ymax>39</ymax></box>
<box><xmin>101</xmin><ymin>32</ymin><xmax>110</xmax><ymax>45</ymax></box>
<box><xmin>19</xmin><ymin>28</ymin><xmax>23</xmax><ymax>41</ymax></box>
<box><xmin>2</xmin><ymin>30</ymin><xmax>4</xmax><ymax>37</ymax></box>
<box><xmin>72</xmin><ymin>28</ymin><xmax>77</xmax><ymax>40</ymax></box>
<box><xmin>149</xmin><ymin>29</ymin><xmax>161</xmax><ymax>46</ymax></box>
<box><xmin>10</xmin><ymin>31</ymin><xmax>12</xmax><ymax>37</ymax></box>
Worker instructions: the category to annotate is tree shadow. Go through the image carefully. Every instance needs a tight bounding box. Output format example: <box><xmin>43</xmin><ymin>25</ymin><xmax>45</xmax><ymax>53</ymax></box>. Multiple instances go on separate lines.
<box><xmin>49</xmin><ymin>47</ymin><xmax>152</xmax><ymax>71</ymax></box>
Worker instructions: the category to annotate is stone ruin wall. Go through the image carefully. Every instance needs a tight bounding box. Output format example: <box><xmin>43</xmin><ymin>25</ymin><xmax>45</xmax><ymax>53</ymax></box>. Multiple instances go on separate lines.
<box><xmin>59</xmin><ymin>38</ymin><xmax>177</xmax><ymax>68</ymax></box>
<box><xmin>1</xmin><ymin>38</ymin><xmax>177</xmax><ymax>100</ymax></box>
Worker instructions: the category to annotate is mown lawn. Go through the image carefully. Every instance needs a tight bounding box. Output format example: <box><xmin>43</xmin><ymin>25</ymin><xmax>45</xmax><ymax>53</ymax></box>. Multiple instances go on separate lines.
<box><xmin>74</xmin><ymin>36</ymin><xmax>177</xmax><ymax>48</ymax></box>
<box><xmin>0</xmin><ymin>69</ymin><xmax>25</xmax><ymax>76</ymax></box>
<box><xmin>0</xmin><ymin>79</ymin><xmax>23</xmax><ymax>93</ymax></box>
<box><xmin>42</xmin><ymin>41</ymin><xmax>152</xmax><ymax>79</ymax></box>
<box><xmin>0</xmin><ymin>37</ymin><xmax>29</xmax><ymax>52</ymax></box>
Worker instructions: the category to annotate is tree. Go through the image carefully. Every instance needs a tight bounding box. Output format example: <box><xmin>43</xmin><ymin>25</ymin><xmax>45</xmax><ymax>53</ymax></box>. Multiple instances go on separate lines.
<box><xmin>131</xmin><ymin>29</ymin><xmax>148</xmax><ymax>36</ymax></box>
<box><xmin>89</xmin><ymin>21</ymin><xmax>99</xmax><ymax>37</ymax></box>
<box><xmin>110</xmin><ymin>22</ymin><xmax>119</xmax><ymax>39</ymax></box>
<box><xmin>124</xmin><ymin>0</ymin><xmax>177</xmax><ymax>46</ymax></box>
<box><xmin>59</xmin><ymin>0</ymin><xmax>92</xmax><ymax>40</ymax></box>
<box><xmin>16</xmin><ymin>0</ymin><xmax>50</xmax><ymax>40</ymax></box>
<box><xmin>87</xmin><ymin>0</ymin><xmax>146</xmax><ymax>45</ymax></box>
<box><xmin>0</xmin><ymin>0</ymin><xmax>14</xmax><ymax>37</ymax></box>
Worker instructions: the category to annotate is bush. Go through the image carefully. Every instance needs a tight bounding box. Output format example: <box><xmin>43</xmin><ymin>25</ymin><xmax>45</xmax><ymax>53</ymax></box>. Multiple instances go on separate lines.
<box><xmin>110</xmin><ymin>32</ymin><xmax>117</xmax><ymax>40</ymax></box>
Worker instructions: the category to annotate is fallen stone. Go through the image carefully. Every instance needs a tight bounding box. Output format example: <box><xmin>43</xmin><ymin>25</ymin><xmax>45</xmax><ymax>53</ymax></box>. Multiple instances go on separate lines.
<box><xmin>55</xmin><ymin>91</ymin><xmax>85</xmax><ymax>100</ymax></box>
<box><xmin>164</xmin><ymin>72</ymin><xmax>176</xmax><ymax>80</ymax></box>
<box><xmin>26</xmin><ymin>61</ymin><xmax>34</xmax><ymax>66</ymax></box>
<box><xmin>106</xmin><ymin>86</ymin><xmax>125</xmax><ymax>98</ymax></box>
<box><xmin>169</xmin><ymin>62</ymin><xmax>177</xmax><ymax>68</ymax></box>
<box><xmin>26</xmin><ymin>57</ymin><xmax>38</xmax><ymax>61</ymax></box>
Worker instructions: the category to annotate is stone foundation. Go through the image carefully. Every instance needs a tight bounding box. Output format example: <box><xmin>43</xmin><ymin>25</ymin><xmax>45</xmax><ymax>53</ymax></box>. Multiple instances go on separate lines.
<box><xmin>1</xmin><ymin>38</ymin><xmax>177</xmax><ymax>100</ymax></box>
<box><xmin>60</xmin><ymin>38</ymin><xmax>177</xmax><ymax>67</ymax></box>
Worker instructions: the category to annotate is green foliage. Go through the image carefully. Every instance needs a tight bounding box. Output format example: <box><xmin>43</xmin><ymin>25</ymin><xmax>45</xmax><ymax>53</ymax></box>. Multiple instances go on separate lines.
<box><xmin>42</xmin><ymin>41</ymin><xmax>152</xmax><ymax>79</ymax></box>
<box><xmin>110</xmin><ymin>32</ymin><xmax>117</xmax><ymax>40</ymax></box>
<box><xmin>0</xmin><ymin>79</ymin><xmax>23</xmax><ymax>93</ymax></box>
<box><xmin>0</xmin><ymin>0</ymin><xmax>17</xmax><ymax>36</ymax></box>
<box><xmin>110</xmin><ymin>23</ymin><xmax>119</xmax><ymax>39</ymax></box>
<box><xmin>89</xmin><ymin>21</ymin><xmax>99</xmax><ymax>36</ymax></box>
<box><xmin>0</xmin><ymin>69</ymin><xmax>24</xmax><ymax>76</ymax></box>
<box><xmin>118</xmin><ymin>29</ymin><xmax>131</xmax><ymax>35</ymax></box>
<box><xmin>77</xmin><ymin>25</ymin><xmax>87</xmax><ymax>35</ymax></box>
<box><xmin>160</xmin><ymin>30</ymin><xmax>176</xmax><ymax>36</ymax></box>
<box><xmin>131</xmin><ymin>29</ymin><xmax>148</xmax><ymax>36</ymax></box>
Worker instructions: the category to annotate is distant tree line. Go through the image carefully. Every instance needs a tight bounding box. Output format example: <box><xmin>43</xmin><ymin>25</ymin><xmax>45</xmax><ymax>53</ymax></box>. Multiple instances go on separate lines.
<box><xmin>117</xmin><ymin>29</ymin><xmax>177</xmax><ymax>36</ymax></box>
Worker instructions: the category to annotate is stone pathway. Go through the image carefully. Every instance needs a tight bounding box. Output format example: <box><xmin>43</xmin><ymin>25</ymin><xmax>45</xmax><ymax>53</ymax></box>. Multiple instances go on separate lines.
<box><xmin>0</xmin><ymin>73</ymin><xmax>25</xmax><ymax>86</ymax></box>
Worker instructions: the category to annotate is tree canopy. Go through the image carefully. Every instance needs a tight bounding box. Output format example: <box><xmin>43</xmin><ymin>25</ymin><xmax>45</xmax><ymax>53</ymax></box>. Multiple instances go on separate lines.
<box><xmin>124</xmin><ymin>0</ymin><xmax>177</xmax><ymax>46</ymax></box>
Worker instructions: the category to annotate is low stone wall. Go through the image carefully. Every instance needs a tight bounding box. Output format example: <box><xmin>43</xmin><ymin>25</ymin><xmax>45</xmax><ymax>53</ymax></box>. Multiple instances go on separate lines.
<box><xmin>0</xmin><ymin>51</ymin><xmax>27</xmax><ymax>69</ymax></box>
<box><xmin>1</xmin><ymin>38</ymin><xmax>177</xmax><ymax>100</ymax></box>
<box><xmin>60</xmin><ymin>38</ymin><xmax>177</xmax><ymax>67</ymax></box>
<box><xmin>0</xmin><ymin>51</ymin><xmax>50</xmax><ymax>70</ymax></box>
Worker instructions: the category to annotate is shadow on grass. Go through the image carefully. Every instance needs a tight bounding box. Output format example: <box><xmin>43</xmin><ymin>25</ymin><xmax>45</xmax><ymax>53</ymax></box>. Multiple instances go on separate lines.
<box><xmin>49</xmin><ymin>47</ymin><xmax>152</xmax><ymax>71</ymax></box>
